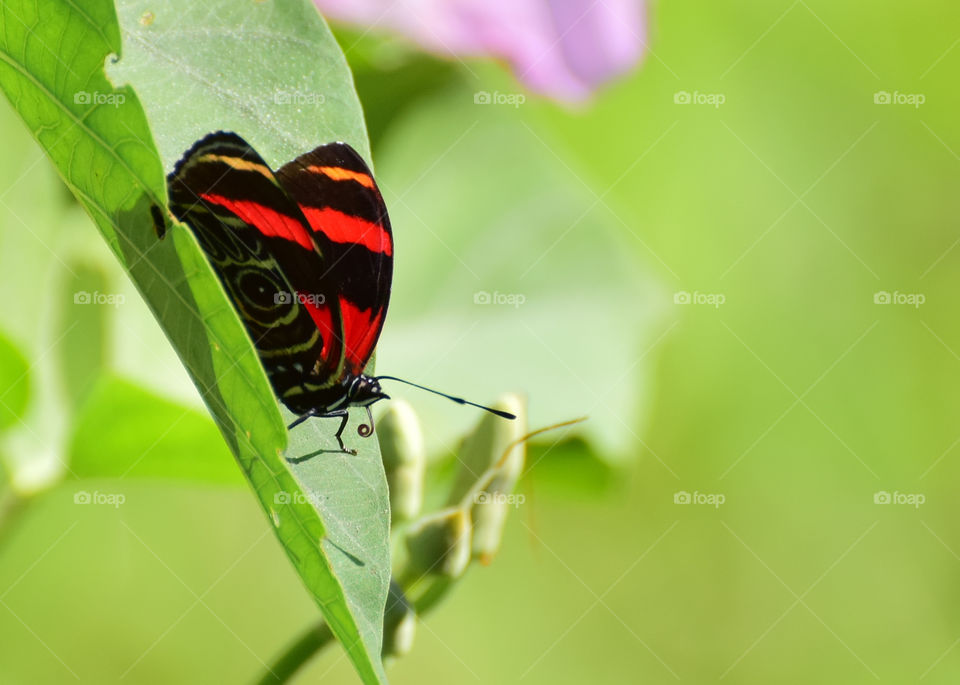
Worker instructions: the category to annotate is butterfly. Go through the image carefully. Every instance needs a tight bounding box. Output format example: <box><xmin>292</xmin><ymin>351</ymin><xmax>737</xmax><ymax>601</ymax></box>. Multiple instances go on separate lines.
<box><xmin>167</xmin><ymin>132</ymin><xmax>514</xmax><ymax>453</ymax></box>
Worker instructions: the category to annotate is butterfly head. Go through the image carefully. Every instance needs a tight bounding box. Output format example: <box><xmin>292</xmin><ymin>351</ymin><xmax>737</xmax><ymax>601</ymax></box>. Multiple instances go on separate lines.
<box><xmin>347</xmin><ymin>375</ymin><xmax>390</xmax><ymax>408</ymax></box>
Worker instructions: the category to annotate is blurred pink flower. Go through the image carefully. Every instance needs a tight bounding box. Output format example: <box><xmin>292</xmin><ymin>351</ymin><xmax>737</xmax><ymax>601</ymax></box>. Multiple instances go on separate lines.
<box><xmin>316</xmin><ymin>0</ymin><xmax>647</xmax><ymax>101</ymax></box>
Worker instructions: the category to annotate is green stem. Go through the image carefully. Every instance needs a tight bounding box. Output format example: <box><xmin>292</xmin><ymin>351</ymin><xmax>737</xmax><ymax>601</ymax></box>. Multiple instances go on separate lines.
<box><xmin>255</xmin><ymin>621</ymin><xmax>333</xmax><ymax>685</ymax></box>
<box><xmin>257</xmin><ymin>571</ymin><xmax>452</xmax><ymax>685</ymax></box>
<box><xmin>0</xmin><ymin>488</ymin><xmax>28</xmax><ymax>555</ymax></box>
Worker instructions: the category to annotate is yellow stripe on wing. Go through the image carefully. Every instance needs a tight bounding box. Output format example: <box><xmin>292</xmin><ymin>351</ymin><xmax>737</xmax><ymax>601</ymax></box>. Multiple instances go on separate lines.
<box><xmin>200</xmin><ymin>153</ymin><xmax>274</xmax><ymax>178</ymax></box>
<box><xmin>306</xmin><ymin>165</ymin><xmax>375</xmax><ymax>188</ymax></box>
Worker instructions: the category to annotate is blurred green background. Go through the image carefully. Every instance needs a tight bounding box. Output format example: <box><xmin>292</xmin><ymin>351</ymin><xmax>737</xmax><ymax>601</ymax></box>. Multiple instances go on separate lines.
<box><xmin>3</xmin><ymin>0</ymin><xmax>960</xmax><ymax>682</ymax></box>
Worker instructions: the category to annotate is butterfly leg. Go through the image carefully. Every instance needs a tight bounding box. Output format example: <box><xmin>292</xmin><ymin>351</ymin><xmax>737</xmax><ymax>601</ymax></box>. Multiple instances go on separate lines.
<box><xmin>329</xmin><ymin>410</ymin><xmax>356</xmax><ymax>455</ymax></box>
<box><xmin>309</xmin><ymin>409</ymin><xmax>355</xmax><ymax>455</ymax></box>
<box><xmin>287</xmin><ymin>408</ymin><xmax>356</xmax><ymax>455</ymax></box>
<box><xmin>287</xmin><ymin>408</ymin><xmax>319</xmax><ymax>430</ymax></box>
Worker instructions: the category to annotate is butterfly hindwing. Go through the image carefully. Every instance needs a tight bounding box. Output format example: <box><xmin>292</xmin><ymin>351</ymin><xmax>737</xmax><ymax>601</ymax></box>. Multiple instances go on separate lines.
<box><xmin>167</xmin><ymin>132</ymin><xmax>347</xmax><ymax>413</ymax></box>
<box><xmin>276</xmin><ymin>143</ymin><xmax>393</xmax><ymax>377</ymax></box>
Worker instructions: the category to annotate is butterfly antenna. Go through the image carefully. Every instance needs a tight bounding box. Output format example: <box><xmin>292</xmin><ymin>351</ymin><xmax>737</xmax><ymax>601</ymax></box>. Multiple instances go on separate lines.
<box><xmin>375</xmin><ymin>375</ymin><xmax>517</xmax><ymax>420</ymax></box>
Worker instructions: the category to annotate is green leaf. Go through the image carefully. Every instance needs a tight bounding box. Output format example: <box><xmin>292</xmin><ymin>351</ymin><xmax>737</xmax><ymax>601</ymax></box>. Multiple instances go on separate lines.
<box><xmin>0</xmin><ymin>1</ymin><xmax>389</xmax><ymax>682</ymax></box>
<box><xmin>109</xmin><ymin>0</ymin><xmax>371</xmax><ymax>167</ymax></box>
<box><xmin>0</xmin><ymin>330</ymin><xmax>30</xmax><ymax>432</ymax></box>
<box><xmin>68</xmin><ymin>374</ymin><xmax>240</xmax><ymax>484</ymax></box>
<box><xmin>59</xmin><ymin>262</ymin><xmax>109</xmax><ymax>408</ymax></box>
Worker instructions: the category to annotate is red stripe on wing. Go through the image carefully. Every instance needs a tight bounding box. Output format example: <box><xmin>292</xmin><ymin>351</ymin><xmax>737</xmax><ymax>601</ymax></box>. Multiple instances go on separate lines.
<box><xmin>339</xmin><ymin>298</ymin><xmax>385</xmax><ymax>374</ymax></box>
<box><xmin>301</xmin><ymin>207</ymin><xmax>393</xmax><ymax>256</ymax></box>
<box><xmin>201</xmin><ymin>193</ymin><xmax>315</xmax><ymax>250</ymax></box>
<box><xmin>301</xmin><ymin>294</ymin><xmax>339</xmax><ymax>367</ymax></box>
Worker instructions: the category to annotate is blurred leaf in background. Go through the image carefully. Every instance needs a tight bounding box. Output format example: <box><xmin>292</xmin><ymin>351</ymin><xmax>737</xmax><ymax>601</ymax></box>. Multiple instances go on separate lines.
<box><xmin>372</xmin><ymin>79</ymin><xmax>666</xmax><ymax>462</ymax></box>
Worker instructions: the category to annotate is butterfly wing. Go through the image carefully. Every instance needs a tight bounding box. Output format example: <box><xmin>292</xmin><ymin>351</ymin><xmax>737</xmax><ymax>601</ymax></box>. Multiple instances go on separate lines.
<box><xmin>167</xmin><ymin>132</ymin><xmax>347</xmax><ymax>414</ymax></box>
<box><xmin>276</xmin><ymin>143</ymin><xmax>393</xmax><ymax>377</ymax></box>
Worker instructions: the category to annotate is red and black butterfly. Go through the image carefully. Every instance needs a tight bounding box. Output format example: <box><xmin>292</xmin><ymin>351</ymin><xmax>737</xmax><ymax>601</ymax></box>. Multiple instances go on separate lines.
<box><xmin>167</xmin><ymin>132</ymin><xmax>514</xmax><ymax>453</ymax></box>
